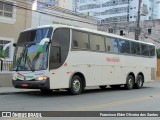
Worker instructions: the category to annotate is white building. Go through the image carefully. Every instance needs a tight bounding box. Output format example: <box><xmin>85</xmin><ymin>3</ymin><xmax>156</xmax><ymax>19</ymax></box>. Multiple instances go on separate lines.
<box><xmin>31</xmin><ymin>1</ymin><xmax>97</xmax><ymax>29</ymax></box>
<box><xmin>75</xmin><ymin>0</ymin><xmax>155</xmax><ymax>24</ymax></box>
<box><xmin>155</xmin><ymin>0</ymin><xmax>160</xmax><ymax>19</ymax></box>
<box><xmin>37</xmin><ymin>0</ymin><xmax>73</xmax><ymax>10</ymax></box>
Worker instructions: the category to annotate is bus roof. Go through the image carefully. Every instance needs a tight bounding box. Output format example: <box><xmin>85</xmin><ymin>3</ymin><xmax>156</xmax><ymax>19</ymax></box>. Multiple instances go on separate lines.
<box><xmin>22</xmin><ymin>24</ymin><xmax>155</xmax><ymax>46</ymax></box>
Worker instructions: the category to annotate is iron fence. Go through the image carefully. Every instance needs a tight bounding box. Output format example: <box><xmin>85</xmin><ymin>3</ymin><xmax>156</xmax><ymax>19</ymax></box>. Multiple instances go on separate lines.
<box><xmin>0</xmin><ymin>60</ymin><xmax>13</xmax><ymax>72</ymax></box>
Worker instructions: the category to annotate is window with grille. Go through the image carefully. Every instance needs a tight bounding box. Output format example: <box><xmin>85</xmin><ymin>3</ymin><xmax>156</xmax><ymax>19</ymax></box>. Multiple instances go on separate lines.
<box><xmin>0</xmin><ymin>1</ymin><xmax>13</xmax><ymax>18</ymax></box>
<box><xmin>0</xmin><ymin>40</ymin><xmax>10</xmax><ymax>58</ymax></box>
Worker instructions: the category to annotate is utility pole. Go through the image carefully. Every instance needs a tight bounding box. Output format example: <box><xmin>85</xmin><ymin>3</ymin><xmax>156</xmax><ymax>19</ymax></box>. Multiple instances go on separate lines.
<box><xmin>135</xmin><ymin>0</ymin><xmax>142</xmax><ymax>40</ymax></box>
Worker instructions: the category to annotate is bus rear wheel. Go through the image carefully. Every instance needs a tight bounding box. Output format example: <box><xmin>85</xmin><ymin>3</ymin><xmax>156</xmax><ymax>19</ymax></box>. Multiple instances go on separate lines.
<box><xmin>134</xmin><ymin>75</ymin><xmax>143</xmax><ymax>89</ymax></box>
<box><xmin>125</xmin><ymin>75</ymin><xmax>134</xmax><ymax>90</ymax></box>
<box><xmin>69</xmin><ymin>75</ymin><xmax>83</xmax><ymax>95</ymax></box>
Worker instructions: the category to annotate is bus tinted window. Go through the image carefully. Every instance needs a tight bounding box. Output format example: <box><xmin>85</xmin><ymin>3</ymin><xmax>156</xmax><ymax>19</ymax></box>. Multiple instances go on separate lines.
<box><xmin>18</xmin><ymin>28</ymin><xmax>53</xmax><ymax>44</ymax></box>
<box><xmin>90</xmin><ymin>34</ymin><xmax>105</xmax><ymax>51</ymax></box>
<box><xmin>149</xmin><ymin>45</ymin><xmax>155</xmax><ymax>56</ymax></box>
<box><xmin>105</xmin><ymin>37</ymin><xmax>119</xmax><ymax>53</ymax></box>
<box><xmin>119</xmin><ymin>39</ymin><xmax>130</xmax><ymax>54</ymax></box>
<box><xmin>141</xmin><ymin>44</ymin><xmax>149</xmax><ymax>56</ymax></box>
<box><xmin>50</xmin><ymin>28</ymin><xmax>70</xmax><ymax>69</ymax></box>
<box><xmin>131</xmin><ymin>42</ymin><xmax>140</xmax><ymax>55</ymax></box>
<box><xmin>72</xmin><ymin>30</ymin><xmax>89</xmax><ymax>49</ymax></box>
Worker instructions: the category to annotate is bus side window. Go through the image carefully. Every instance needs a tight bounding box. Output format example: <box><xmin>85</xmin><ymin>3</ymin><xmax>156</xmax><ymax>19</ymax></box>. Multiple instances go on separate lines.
<box><xmin>149</xmin><ymin>45</ymin><xmax>155</xmax><ymax>56</ymax></box>
<box><xmin>72</xmin><ymin>30</ymin><xmax>89</xmax><ymax>49</ymax></box>
<box><xmin>112</xmin><ymin>38</ymin><xmax>119</xmax><ymax>53</ymax></box>
<box><xmin>119</xmin><ymin>39</ymin><xmax>130</xmax><ymax>54</ymax></box>
<box><xmin>131</xmin><ymin>42</ymin><xmax>140</xmax><ymax>55</ymax></box>
<box><xmin>141</xmin><ymin>44</ymin><xmax>149</xmax><ymax>56</ymax></box>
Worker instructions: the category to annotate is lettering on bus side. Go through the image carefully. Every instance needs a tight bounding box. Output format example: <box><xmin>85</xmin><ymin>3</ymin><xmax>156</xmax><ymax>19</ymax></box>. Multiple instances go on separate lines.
<box><xmin>106</xmin><ymin>57</ymin><xmax>120</xmax><ymax>62</ymax></box>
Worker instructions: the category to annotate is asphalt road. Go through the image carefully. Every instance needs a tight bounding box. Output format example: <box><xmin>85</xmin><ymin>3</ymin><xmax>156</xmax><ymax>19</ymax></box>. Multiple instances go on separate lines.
<box><xmin>0</xmin><ymin>80</ymin><xmax>160</xmax><ymax>120</ymax></box>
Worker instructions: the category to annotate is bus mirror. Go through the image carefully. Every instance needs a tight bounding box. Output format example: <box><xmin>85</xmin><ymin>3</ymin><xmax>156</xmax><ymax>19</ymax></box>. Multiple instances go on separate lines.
<box><xmin>38</xmin><ymin>38</ymin><xmax>50</xmax><ymax>53</ymax></box>
<box><xmin>38</xmin><ymin>45</ymin><xmax>44</xmax><ymax>53</ymax></box>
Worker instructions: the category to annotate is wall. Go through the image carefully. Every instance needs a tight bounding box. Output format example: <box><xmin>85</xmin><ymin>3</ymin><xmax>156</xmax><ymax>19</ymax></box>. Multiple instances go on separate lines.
<box><xmin>0</xmin><ymin>0</ymin><xmax>32</xmax><ymax>87</ymax></box>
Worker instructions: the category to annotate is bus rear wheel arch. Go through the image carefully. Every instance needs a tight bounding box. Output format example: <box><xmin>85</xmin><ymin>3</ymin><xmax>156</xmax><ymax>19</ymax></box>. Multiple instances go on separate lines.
<box><xmin>69</xmin><ymin>73</ymin><xmax>85</xmax><ymax>95</ymax></box>
<box><xmin>125</xmin><ymin>73</ymin><xmax>135</xmax><ymax>90</ymax></box>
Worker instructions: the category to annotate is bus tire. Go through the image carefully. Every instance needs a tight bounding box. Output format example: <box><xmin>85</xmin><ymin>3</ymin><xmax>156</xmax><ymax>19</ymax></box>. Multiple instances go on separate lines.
<box><xmin>134</xmin><ymin>75</ymin><xmax>144</xmax><ymax>89</ymax></box>
<box><xmin>69</xmin><ymin>75</ymin><xmax>83</xmax><ymax>95</ymax></box>
<box><xmin>99</xmin><ymin>86</ymin><xmax>107</xmax><ymax>89</ymax></box>
<box><xmin>110</xmin><ymin>85</ymin><xmax>121</xmax><ymax>89</ymax></box>
<box><xmin>125</xmin><ymin>75</ymin><xmax>134</xmax><ymax>90</ymax></box>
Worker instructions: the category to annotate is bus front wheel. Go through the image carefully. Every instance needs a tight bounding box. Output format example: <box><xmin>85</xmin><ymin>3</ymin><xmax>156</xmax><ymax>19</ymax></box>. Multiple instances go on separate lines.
<box><xmin>69</xmin><ymin>75</ymin><xmax>83</xmax><ymax>95</ymax></box>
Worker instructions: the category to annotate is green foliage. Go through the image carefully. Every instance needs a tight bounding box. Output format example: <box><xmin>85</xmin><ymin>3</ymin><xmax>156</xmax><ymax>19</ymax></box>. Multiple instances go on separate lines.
<box><xmin>157</xmin><ymin>49</ymin><xmax>160</xmax><ymax>59</ymax></box>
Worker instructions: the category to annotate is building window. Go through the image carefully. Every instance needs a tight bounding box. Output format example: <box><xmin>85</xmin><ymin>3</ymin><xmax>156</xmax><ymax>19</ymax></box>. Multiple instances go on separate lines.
<box><xmin>0</xmin><ymin>1</ymin><xmax>13</xmax><ymax>18</ymax></box>
<box><xmin>108</xmin><ymin>28</ymin><xmax>114</xmax><ymax>33</ymax></box>
<box><xmin>120</xmin><ymin>30</ymin><xmax>124</xmax><ymax>36</ymax></box>
<box><xmin>148</xmin><ymin>28</ymin><xmax>152</xmax><ymax>35</ymax></box>
<box><xmin>0</xmin><ymin>40</ymin><xmax>11</xmax><ymax>58</ymax></box>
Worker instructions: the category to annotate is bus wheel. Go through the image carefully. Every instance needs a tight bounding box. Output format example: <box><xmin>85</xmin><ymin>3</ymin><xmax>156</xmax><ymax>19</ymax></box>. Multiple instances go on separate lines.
<box><xmin>125</xmin><ymin>75</ymin><xmax>134</xmax><ymax>90</ymax></box>
<box><xmin>134</xmin><ymin>75</ymin><xmax>143</xmax><ymax>89</ymax></box>
<box><xmin>99</xmin><ymin>86</ymin><xmax>107</xmax><ymax>89</ymax></box>
<box><xmin>69</xmin><ymin>75</ymin><xmax>83</xmax><ymax>95</ymax></box>
<box><xmin>110</xmin><ymin>85</ymin><xmax>121</xmax><ymax>89</ymax></box>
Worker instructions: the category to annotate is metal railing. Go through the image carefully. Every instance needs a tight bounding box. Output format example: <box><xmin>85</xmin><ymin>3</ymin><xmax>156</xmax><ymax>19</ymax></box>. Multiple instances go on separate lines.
<box><xmin>0</xmin><ymin>60</ymin><xmax>13</xmax><ymax>72</ymax></box>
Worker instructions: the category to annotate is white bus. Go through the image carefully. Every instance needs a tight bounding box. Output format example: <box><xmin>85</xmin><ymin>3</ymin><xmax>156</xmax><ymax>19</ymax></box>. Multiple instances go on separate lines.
<box><xmin>2</xmin><ymin>24</ymin><xmax>156</xmax><ymax>95</ymax></box>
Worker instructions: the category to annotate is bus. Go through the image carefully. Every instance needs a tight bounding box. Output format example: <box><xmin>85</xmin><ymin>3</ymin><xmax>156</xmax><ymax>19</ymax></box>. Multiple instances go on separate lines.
<box><xmin>2</xmin><ymin>24</ymin><xmax>157</xmax><ymax>95</ymax></box>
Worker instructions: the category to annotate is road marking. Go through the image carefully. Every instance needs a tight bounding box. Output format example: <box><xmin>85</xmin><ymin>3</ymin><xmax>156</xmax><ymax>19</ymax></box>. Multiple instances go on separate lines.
<box><xmin>68</xmin><ymin>94</ymin><xmax>160</xmax><ymax>111</ymax></box>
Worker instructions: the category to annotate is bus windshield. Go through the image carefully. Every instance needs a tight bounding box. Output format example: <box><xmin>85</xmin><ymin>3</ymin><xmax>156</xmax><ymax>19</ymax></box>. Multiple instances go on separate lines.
<box><xmin>13</xmin><ymin>43</ymin><xmax>49</xmax><ymax>71</ymax></box>
<box><xmin>13</xmin><ymin>27</ymin><xmax>52</xmax><ymax>71</ymax></box>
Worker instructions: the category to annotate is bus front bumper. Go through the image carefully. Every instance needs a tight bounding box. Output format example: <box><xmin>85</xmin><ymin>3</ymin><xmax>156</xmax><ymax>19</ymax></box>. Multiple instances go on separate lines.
<box><xmin>12</xmin><ymin>78</ymin><xmax>50</xmax><ymax>89</ymax></box>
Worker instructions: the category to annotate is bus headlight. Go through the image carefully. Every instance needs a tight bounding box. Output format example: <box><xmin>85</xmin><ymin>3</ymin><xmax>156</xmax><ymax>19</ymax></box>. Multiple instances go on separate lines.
<box><xmin>12</xmin><ymin>77</ymin><xmax>17</xmax><ymax>80</ymax></box>
<box><xmin>36</xmin><ymin>76</ymin><xmax>48</xmax><ymax>81</ymax></box>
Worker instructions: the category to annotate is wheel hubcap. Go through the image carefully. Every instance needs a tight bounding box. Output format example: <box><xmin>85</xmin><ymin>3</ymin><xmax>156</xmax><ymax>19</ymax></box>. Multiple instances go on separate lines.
<box><xmin>138</xmin><ymin>78</ymin><xmax>142</xmax><ymax>86</ymax></box>
<box><xmin>128</xmin><ymin>78</ymin><xmax>133</xmax><ymax>88</ymax></box>
<box><xmin>73</xmin><ymin>79</ymin><xmax>81</xmax><ymax>92</ymax></box>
